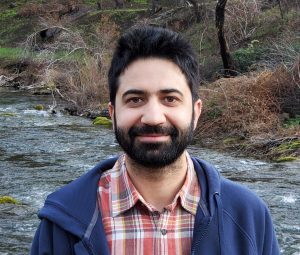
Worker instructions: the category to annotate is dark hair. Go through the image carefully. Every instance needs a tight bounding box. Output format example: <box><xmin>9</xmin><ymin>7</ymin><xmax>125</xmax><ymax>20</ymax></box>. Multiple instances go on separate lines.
<box><xmin>108</xmin><ymin>25</ymin><xmax>200</xmax><ymax>105</ymax></box>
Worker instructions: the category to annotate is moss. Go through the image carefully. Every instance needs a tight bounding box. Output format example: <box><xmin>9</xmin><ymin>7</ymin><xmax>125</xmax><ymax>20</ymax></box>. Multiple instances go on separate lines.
<box><xmin>93</xmin><ymin>116</ymin><xmax>112</xmax><ymax>126</ymax></box>
<box><xmin>277</xmin><ymin>141</ymin><xmax>300</xmax><ymax>153</ymax></box>
<box><xmin>0</xmin><ymin>196</ymin><xmax>20</xmax><ymax>205</ymax></box>
<box><xmin>223</xmin><ymin>137</ymin><xmax>240</xmax><ymax>145</ymax></box>
<box><xmin>275</xmin><ymin>156</ymin><xmax>298</xmax><ymax>163</ymax></box>
<box><xmin>34</xmin><ymin>104</ymin><xmax>44</xmax><ymax>111</ymax></box>
<box><xmin>0</xmin><ymin>112</ymin><xmax>17</xmax><ymax>117</ymax></box>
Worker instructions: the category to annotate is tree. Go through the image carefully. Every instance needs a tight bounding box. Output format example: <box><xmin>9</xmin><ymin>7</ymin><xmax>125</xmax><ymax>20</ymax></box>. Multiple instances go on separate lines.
<box><xmin>150</xmin><ymin>0</ymin><xmax>161</xmax><ymax>14</ymax></box>
<box><xmin>215</xmin><ymin>0</ymin><xmax>237</xmax><ymax>77</ymax></box>
<box><xmin>114</xmin><ymin>0</ymin><xmax>125</xmax><ymax>8</ymax></box>
<box><xmin>189</xmin><ymin>0</ymin><xmax>202</xmax><ymax>23</ymax></box>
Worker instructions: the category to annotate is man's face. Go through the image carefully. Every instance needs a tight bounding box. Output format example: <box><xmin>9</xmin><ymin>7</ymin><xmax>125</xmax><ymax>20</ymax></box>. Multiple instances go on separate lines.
<box><xmin>109</xmin><ymin>58</ymin><xmax>202</xmax><ymax>168</ymax></box>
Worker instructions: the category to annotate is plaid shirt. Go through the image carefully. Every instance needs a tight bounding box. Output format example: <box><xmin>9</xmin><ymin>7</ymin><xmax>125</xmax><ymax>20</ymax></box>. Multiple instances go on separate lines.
<box><xmin>97</xmin><ymin>152</ymin><xmax>200</xmax><ymax>255</ymax></box>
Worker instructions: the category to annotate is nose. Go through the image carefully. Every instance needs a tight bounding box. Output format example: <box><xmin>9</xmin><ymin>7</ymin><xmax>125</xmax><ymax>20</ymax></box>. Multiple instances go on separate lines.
<box><xmin>140</xmin><ymin>99</ymin><xmax>166</xmax><ymax>126</ymax></box>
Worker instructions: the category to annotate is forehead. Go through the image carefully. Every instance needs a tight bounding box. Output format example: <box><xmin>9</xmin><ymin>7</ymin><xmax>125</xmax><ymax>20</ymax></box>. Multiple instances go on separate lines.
<box><xmin>117</xmin><ymin>58</ymin><xmax>191</xmax><ymax>96</ymax></box>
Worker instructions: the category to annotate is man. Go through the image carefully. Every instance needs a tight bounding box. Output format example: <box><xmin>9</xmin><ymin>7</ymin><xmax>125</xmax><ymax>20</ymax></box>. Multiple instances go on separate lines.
<box><xmin>31</xmin><ymin>26</ymin><xmax>280</xmax><ymax>254</ymax></box>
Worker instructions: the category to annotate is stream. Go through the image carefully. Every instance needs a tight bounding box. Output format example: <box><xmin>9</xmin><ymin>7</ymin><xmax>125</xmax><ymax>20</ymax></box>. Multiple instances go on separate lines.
<box><xmin>0</xmin><ymin>87</ymin><xmax>299</xmax><ymax>254</ymax></box>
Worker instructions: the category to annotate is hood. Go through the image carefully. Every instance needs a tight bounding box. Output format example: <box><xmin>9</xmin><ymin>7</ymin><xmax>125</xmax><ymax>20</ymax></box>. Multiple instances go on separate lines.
<box><xmin>191</xmin><ymin>158</ymin><xmax>225</xmax><ymax>255</ymax></box>
<box><xmin>38</xmin><ymin>157</ymin><xmax>118</xmax><ymax>254</ymax></box>
<box><xmin>38</xmin><ymin>156</ymin><xmax>224</xmax><ymax>254</ymax></box>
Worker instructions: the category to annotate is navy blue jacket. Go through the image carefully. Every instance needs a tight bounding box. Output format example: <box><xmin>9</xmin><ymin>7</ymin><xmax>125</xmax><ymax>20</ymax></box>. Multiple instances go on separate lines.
<box><xmin>31</xmin><ymin>157</ymin><xmax>280</xmax><ymax>254</ymax></box>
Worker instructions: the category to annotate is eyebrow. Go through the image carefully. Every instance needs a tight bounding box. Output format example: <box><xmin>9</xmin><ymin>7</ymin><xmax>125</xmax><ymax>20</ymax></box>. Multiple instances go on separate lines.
<box><xmin>122</xmin><ymin>89</ymin><xmax>145</xmax><ymax>99</ymax></box>
<box><xmin>160</xmin><ymin>89</ymin><xmax>184</xmax><ymax>97</ymax></box>
<box><xmin>122</xmin><ymin>88</ymin><xmax>184</xmax><ymax>98</ymax></box>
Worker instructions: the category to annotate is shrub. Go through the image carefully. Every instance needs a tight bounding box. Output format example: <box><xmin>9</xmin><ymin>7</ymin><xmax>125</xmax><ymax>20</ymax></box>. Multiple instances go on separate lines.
<box><xmin>233</xmin><ymin>40</ymin><xmax>267</xmax><ymax>72</ymax></box>
<box><xmin>225</xmin><ymin>0</ymin><xmax>261</xmax><ymax>46</ymax></box>
<box><xmin>25</xmin><ymin>14</ymin><xmax>121</xmax><ymax>113</ymax></box>
<box><xmin>197</xmin><ymin>66</ymin><xmax>299</xmax><ymax>140</ymax></box>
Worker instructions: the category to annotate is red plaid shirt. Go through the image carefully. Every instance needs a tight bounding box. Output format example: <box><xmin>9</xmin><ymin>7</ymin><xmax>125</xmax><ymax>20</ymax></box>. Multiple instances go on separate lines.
<box><xmin>98</xmin><ymin>152</ymin><xmax>200</xmax><ymax>255</ymax></box>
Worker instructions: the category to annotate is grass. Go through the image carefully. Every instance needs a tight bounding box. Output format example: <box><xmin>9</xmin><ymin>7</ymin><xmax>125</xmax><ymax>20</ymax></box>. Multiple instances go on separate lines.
<box><xmin>277</xmin><ymin>141</ymin><xmax>300</xmax><ymax>152</ymax></box>
<box><xmin>0</xmin><ymin>47</ymin><xmax>24</xmax><ymax>61</ymax></box>
<box><xmin>283</xmin><ymin>116</ymin><xmax>300</xmax><ymax>128</ymax></box>
<box><xmin>0</xmin><ymin>9</ymin><xmax>17</xmax><ymax>21</ymax></box>
<box><xmin>275</xmin><ymin>156</ymin><xmax>298</xmax><ymax>163</ymax></box>
<box><xmin>0</xmin><ymin>47</ymin><xmax>89</xmax><ymax>65</ymax></box>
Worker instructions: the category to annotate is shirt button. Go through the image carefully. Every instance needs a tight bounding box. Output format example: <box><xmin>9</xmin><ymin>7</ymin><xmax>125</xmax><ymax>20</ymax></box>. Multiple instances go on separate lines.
<box><xmin>161</xmin><ymin>229</ymin><xmax>167</xmax><ymax>235</ymax></box>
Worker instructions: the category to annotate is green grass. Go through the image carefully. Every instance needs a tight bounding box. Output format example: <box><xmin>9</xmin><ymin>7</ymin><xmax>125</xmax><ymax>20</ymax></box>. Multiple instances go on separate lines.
<box><xmin>0</xmin><ymin>47</ymin><xmax>89</xmax><ymax>64</ymax></box>
<box><xmin>275</xmin><ymin>156</ymin><xmax>298</xmax><ymax>163</ymax></box>
<box><xmin>132</xmin><ymin>0</ymin><xmax>147</xmax><ymax>3</ymax></box>
<box><xmin>284</xmin><ymin>116</ymin><xmax>300</xmax><ymax>128</ymax></box>
<box><xmin>0</xmin><ymin>9</ymin><xmax>17</xmax><ymax>21</ymax></box>
<box><xmin>276</xmin><ymin>141</ymin><xmax>300</xmax><ymax>153</ymax></box>
<box><xmin>0</xmin><ymin>47</ymin><xmax>24</xmax><ymax>61</ymax></box>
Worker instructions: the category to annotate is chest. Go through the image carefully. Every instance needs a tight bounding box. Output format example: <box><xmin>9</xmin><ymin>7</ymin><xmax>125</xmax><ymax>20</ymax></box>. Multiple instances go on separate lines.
<box><xmin>102</xmin><ymin>206</ymin><xmax>195</xmax><ymax>255</ymax></box>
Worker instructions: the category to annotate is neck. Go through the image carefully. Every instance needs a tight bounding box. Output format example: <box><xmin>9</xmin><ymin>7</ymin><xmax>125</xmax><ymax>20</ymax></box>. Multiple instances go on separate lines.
<box><xmin>125</xmin><ymin>152</ymin><xmax>188</xmax><ymax>212</ymax></box>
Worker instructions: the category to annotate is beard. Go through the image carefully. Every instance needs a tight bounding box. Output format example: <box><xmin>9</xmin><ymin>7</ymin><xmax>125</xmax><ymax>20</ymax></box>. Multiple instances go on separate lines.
<box><xmin>114</xmin><ymin>115</ymin><xmax>194</xmax><ymax>168</ymax></box>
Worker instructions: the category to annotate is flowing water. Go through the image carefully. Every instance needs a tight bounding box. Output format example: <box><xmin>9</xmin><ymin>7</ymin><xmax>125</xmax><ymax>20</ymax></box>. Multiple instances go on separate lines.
<box><xmin>0</xmin><ymin>88</ymin><xmax>299</xmax><ymax>254</ymax></box>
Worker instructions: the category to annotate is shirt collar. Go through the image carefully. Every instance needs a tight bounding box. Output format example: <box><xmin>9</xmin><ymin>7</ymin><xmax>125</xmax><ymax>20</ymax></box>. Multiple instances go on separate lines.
<box><xmin>111</xmin><ymin>152</ymin><xmax>200</xmax><ymax>217</ymax></box>
<box><xmin>177</xmin><ymin>152</ymin><xmax>200</xmax><ymax>215</ymax></box>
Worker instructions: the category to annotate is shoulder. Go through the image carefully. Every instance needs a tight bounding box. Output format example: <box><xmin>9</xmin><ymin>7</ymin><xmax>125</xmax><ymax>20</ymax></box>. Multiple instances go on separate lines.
<box><xmin>38</xmin><ymin>156</ymin><xmax>118</xmax><ymax>225</ymax></box>
<box><xmin>220</xmin><ymin>177</ymin><xmax>268</xmax><ymax>216</ymax></box>
<box><xmin>220</xmin><ymin>178</ymin><xmax>279</xmax><ymax>254</ymax></box>
<box><xmin>48</xmin><ymin>156</ymin><xmax>118</xmax><ymax>200</ymax></box>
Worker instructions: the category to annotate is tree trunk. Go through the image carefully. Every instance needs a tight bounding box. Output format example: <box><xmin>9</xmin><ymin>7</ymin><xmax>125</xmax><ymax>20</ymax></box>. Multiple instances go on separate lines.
<box><xmin>215</xmin><ymin>0</ymin><xmax>237</xmax><ymax>77</ymax></box>
<box><xmin>150</xmin><ymin>0</ymin><xmax>161</xmax><ymax>14</ymax></box>
<box><xmin>189</xmin><ymin>0</ymin><xmax>201</xmax><ymax>23</ymax></box>
<box><xmin>277</xmin><ymin>0</ymin><xmax>285</xmax><ymax>19</ymax></box>
<box><xmin>97</xmin><ymin>1</ymin><xmax>102</xmax><ymax>10</ymax></box>
<box><xmin>177</xmin><ymin>0</ymin><xmax>185</xmax><ymax>6</ymax></box>
<box><xmin>114</xmin><ymin>0</ymin><xmax>124</xmax><ymax>8</ymax></box>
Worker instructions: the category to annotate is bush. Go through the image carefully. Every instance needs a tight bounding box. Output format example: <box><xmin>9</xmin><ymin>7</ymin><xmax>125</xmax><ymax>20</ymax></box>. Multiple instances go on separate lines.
<box><xmin>233</xmin><ymin>40</ymin><xmax>267</xmax><ymax>72</ymax></box>
<box><xmin>22</xmin><ymin>14</ymin><xmax>120</xmax><ymax>113</ymax></box>
<box><xmin>197</xmin><ymin>66</ymin><xmax>299</xmax><ymax>140</ymax></box>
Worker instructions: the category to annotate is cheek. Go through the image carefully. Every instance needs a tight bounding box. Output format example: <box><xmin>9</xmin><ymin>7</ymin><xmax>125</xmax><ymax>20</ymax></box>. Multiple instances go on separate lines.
<box><xmin>115</xmin><ymin>108</ymin><xmax>142</xmax><ymax>128</ymax></box>
<box><xmin>166</xmin><ymin>108</ymin><xmax>193</xmax><ymax>128</ymax></box>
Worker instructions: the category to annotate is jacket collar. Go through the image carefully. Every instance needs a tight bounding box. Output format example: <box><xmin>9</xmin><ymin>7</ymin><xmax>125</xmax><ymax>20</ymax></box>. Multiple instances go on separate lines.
<box><xmin>39</xmin><ymin>156</ymin><xmax>221</xmax><ymax>255</ymax></box>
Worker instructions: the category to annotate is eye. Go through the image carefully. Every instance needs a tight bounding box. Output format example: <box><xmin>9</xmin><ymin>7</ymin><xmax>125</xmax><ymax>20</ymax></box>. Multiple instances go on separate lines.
<box><xmin>164</xmin><ymin>96</ymin><xmax>179</xmax><ymax>104</ymax></box>
<box><xmin>126</xmin><ymin>97</ymin><xmax>144</xmax><ymax>106</ymax></box>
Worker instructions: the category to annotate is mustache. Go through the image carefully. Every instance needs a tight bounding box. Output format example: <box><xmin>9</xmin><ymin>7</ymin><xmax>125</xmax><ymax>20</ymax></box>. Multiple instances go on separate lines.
<box><xmin>129</xmin><ymin>125</ymin><xmax>178</xmax><ymax>137</ymax></box>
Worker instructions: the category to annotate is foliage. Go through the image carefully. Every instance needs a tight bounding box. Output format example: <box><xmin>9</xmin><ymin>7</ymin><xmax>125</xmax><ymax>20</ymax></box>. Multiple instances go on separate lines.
<box><xmin>197</xmin><ymin>67</ymin><xmax>299</xmax><ymax>140</ymax></box>
<box><xmin>284</xmin><ymin>116</ymin><xmax>300</xmax><ymax>128</ymax></box>
<box><xmin>225</xmin><ymin>0</ymin><xmax>260</xmax><ymax>46</ymax></box>
<box><xmin>21</xmin><ymin>14</ymin><xmax>120</xmax><ymax>113</ymax></box>
<box><xmin>0</xmin><ymin>9</ymin><xmax>17</xmax><ymax>21</ymax></box>
<box><xmin>233</xmin><ymin>40</ymin><xmax>266</xmax><ymax>72</ymax></box>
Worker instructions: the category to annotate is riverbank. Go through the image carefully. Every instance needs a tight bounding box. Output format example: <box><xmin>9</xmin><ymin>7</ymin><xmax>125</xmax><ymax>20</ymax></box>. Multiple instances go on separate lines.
<box><xmin>1</xmin><ymin>77</ymin><xmax>299</xmax><ymax>163</ymax></box>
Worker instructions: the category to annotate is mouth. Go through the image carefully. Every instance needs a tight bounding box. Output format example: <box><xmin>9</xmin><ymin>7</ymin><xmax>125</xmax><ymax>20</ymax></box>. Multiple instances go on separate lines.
<box><xmin>136</xmin><ymin>134</ymin><xmax>170</xmax><ymax>143</ymax></box>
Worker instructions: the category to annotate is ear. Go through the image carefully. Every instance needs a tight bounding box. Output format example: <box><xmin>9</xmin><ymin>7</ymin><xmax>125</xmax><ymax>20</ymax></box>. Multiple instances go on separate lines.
<box><xmin>193</xmin><ymin>99</ymin><xmax>202</xmax><ymax>130</ymax></box>
<box><xmin>108</xmin><ymin>102</ymin><xmax>115</xmax><ymax>130</ymax></box>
